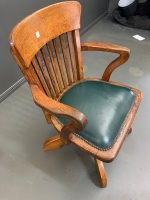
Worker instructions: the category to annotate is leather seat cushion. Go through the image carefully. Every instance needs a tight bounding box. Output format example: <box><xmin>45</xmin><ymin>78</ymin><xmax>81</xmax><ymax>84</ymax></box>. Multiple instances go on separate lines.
<box><xmin>59</xmin><ymin>80</ymin><xmax>136</xmax><ymax>150</ymax></box>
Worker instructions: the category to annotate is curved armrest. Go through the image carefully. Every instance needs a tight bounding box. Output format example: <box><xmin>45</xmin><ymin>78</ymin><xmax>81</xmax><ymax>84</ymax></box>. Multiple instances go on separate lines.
<box><xmin>81</xmin><ymin>42</ymin><xmax>130</xmax><ymax>81</ymax></box>
<box><xmin>30</xmin><ymin>84</ymin><xmax>87</xmax><ymax>144</ymax></box>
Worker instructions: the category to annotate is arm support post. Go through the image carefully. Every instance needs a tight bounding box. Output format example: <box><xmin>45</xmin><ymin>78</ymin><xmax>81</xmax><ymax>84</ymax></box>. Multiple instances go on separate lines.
<box><xmin>81</xmin><ymin>42</ymin><xmax>130</xmax><ymax>81</ymax></box>
<box><xmin>30</xmin><ymin>84</ymin><xmax>87</xmax><ymax>144</ymax></box>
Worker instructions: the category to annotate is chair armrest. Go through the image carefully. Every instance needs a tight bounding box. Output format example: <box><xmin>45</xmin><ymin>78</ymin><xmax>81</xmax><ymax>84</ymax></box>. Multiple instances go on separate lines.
<box><xmin>30</xmin><ymin>84</ymin><xmax>87</xmax><ymax>144</ymax></box>
<box><xmin>81</xmin><ymin>42</ymin><xmax>130</xmax><ymax>81</ymax></box>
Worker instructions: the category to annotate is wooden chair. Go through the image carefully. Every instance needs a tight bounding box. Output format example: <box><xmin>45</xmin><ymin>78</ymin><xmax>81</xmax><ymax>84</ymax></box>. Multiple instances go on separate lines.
<box><xmin>9</xmin><ymin>1</ymin><xmax>142</xmax><ymax>188</ymax></box>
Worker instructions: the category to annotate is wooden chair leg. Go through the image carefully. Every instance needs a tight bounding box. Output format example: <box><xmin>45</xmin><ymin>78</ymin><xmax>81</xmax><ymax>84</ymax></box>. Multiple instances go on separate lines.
<box><xmin>94</xmin><ymin>158</ymin><xmax>107</xmax><ymax>188</ymax></box>
<box><xmin>44</xmin><ymin>134</ymin><xmax>63</xmax><ymax>151</ymax></box>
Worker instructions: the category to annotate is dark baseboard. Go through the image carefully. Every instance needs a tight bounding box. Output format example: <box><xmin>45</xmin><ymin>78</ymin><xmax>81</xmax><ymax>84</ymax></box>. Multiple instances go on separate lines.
<box><xmin>80</xmin><ymin>11</ymin><xmax>108</xmax><ymax>35</ymax></box>
<box><xmin>0</xmin><ymin>77</ymin><xmax>26</xmax><ymax>102</ymax></box>
<box><xmin>0</xmin><ymin>11</ymin><xmax>108</xmax><ymax>103</ymax></box>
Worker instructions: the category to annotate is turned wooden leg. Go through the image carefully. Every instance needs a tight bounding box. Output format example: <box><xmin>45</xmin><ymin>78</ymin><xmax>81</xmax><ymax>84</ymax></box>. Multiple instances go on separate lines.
<box><xmin>94</xmin><ymin>158</ymin><xmax>107</xmax><ymax>188</ymax></box>
<box><xmin>44</xmin><ymin>135</ymin><xmax>63</xmax><ymax>151</ymax></box>
<box><xmin>128</xmin><ymin>127</ymin><xmax>132</xmax><ymax>134</ymax></box>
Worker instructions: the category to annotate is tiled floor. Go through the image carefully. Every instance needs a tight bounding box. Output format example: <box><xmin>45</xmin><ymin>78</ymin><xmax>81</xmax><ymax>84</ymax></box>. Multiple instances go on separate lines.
<box><xmin>0</xmin><ymin>14</ymin><xmax>150</xmax><ymax>199</ymax></box>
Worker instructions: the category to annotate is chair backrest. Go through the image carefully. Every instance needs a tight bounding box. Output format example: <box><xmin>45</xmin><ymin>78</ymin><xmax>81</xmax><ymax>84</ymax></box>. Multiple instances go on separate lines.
<box><xmin>9</xmin><ymin>1</ymin><xmax>84</xmax><ymax>100</ymax></box>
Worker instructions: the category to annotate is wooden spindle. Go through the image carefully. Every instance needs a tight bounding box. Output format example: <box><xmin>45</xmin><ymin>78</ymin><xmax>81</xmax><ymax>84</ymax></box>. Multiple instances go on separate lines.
<box><xmin>35</xmin><ymin>52</ymin><xmax>55</xmax><ymax>98</ymax></box>
<box><xmin>31</xmin><ymin>59</ymin><xmax>51</xmax><ymax>97</ymax></box>
<box><xmin>52</xmin><ymin>38</ymin><xmax>67</xmax><ymax>89</ymax></box>
<box><xmin>46</xmin><ymin>42</ymin><xmax>63</xmax><ymax>93</ymax></box>
<box><xmin>67</xmin><ymin>31</ymin><xmax>77</xmax><ymax>82</ymax></box>
<box><xmin>40</xmin><ymin>46</ymin><xmax>59</xmax><ymax>98</ymax></box>
<box><xmin>60</xmin><ymin>34</ymin><xmax>72</xmax><ymax>85</ymax></box>
<box><xmin>72</xmin><ymin>30</ymin><xmax>84</xmax><ymax>80</ymax></box>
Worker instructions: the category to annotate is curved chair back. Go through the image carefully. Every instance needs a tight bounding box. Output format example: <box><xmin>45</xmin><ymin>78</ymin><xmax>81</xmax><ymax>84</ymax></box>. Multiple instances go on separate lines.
<box><xmin>10</xmin><ymin>1</ymin><xmax>83</xmax><ymax>100</ymax></box>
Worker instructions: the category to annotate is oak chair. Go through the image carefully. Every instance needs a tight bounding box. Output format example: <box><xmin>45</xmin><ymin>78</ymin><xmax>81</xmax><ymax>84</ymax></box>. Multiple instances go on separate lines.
<box><xmin>9</xmin><ymin>1</ymin><xmax>142</xmax><ymax>188</ymax></box>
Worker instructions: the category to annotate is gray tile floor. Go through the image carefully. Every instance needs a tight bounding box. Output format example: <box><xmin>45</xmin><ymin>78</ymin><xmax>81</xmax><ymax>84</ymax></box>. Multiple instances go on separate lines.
<box><xmin>0</xmin><ymin>14</ymin><xmax>150</xmax><ymax>199</ymax></box>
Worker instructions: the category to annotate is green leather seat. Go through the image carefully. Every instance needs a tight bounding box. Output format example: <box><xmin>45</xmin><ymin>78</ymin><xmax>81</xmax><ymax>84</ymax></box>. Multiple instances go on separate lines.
<box><xmin>59</xmin><ymin>80</ymin><xmax>136</xmax><ymax>150</ymax></box>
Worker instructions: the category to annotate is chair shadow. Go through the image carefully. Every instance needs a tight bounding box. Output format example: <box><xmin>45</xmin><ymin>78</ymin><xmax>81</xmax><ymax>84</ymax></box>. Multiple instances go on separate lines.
<box><xmin>75</xmin><ymin>148</ymin><xmax>100</xmax><ymax>187</ymax></box>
